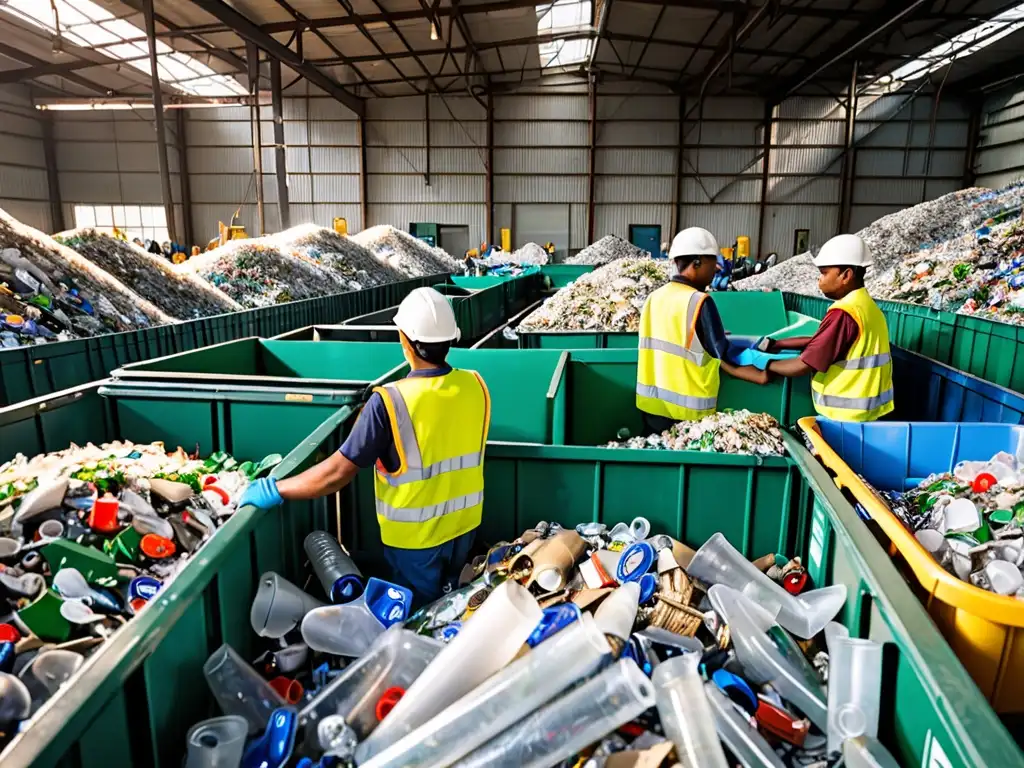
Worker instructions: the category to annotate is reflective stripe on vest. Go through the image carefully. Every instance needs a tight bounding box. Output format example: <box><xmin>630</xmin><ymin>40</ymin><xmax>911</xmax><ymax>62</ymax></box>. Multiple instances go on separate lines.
<box><xmin>636</xmin><ymin>282</ymin><xmax>720</xmax><ymax>421</ymax></box>
<box><xmin>812</xmin><ymin>388</ymin><xmax>893</xmax><ymax>411</ymax></box>
<box><xmin>375</xmin><ymin>490</ymin><xmax>485</xmax><ymax>523</ymax></box>
<box><xmin>831</xmin><ymin>352</ymin><xmax>891</xmax><ymax>370</ymax></box>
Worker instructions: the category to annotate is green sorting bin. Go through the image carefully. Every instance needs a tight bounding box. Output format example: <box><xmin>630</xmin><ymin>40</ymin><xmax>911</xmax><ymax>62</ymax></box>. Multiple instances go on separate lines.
<box><xmin>0</xmin><ymin>382</ymin><xmax>354</xmax><ymax>768</ymax></box>
<box><xmin>540</xmin><ymin>264</ymin><xmax>595</xmax><ymax>289</ymax></box>
<box><xmin>562</xmin><ymin>348</ymin><xmax>813</xmax><ymax>445</ymax></box>
<box><xmin>3</xmin><ymin>387</ymin><xmax>1021</xmax><ymax>767</ymax></box>
<box><xmin>0</xmin><ymin>275</ymin><xmax>444</xmax><ymax>409</ymax></box>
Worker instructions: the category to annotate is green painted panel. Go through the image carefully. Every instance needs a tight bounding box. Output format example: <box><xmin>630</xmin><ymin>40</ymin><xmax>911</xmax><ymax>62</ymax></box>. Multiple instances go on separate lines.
<box><xmin>540</xmin><ymin>264</ymin><xmax>595</xmax><ymax>288</ymax></box>
<box><xmin>260</xmin><ymin>340</ymin><xmax>406</xmax><ymax>380</ymax></box>
<box><xmin>114</xmin><ymin>397</ymin><xmax>218</xmax><ymax>456</ymax></box>
<box><xmin>74</xmin><ymin>690</ymin><xmax>136</xmax><ymax>768</ymax></box>
<box><xmin>712</xmin><ymin>291</ymin><xmax>789</xmax><ymax>335</ymax></box>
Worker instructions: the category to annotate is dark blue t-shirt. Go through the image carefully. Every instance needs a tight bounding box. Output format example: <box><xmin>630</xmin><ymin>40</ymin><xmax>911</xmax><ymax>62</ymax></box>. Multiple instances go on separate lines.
<box><xmin>669</xmin><ymin>276</ymin><xmax>731</xmax><ymax>360</ymax></box>
<box><xmin>339</xmin><ymin>365</ymin><xmax>453</xmax><ymax>472</ymax></box>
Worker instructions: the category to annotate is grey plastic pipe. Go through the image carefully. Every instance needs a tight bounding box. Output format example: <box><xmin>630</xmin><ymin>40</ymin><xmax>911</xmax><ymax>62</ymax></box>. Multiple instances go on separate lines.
<box><xmin>450</xmin><ymin>658</ymin><xmax>655</xmax><ymax>768</ymax></box>
<box><xmin>360</xmin><ymin>614</ymin><xmax>612</xmax><ymax>768</ymax></box>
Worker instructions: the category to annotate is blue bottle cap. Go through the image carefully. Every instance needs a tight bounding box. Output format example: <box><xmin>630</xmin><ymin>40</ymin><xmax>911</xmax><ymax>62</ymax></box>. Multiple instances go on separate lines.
<box><xmin>638</xmin><ymin>572</ymin><xmax>657</xmax><ymax>604</ymax></box>
<box><xmin>438</xmin><ymin>622</ymin><xmax>461</xmax><ymax>642</ymax></box>
<box><xmin>128</xmin><ymin>576</ymin><xmax>161</xmax><ymax>603</ymax></box>
<box><xmin>526</xmin><ymin>603</ymin><xmax>581</xmax><ymax>647</ymax></box>
<box><xmin>712</xmin><ymin>668</ymin><xmax>759</xmax><ymax>715</ymax></box>
<box><xmin>616</xmin><ymin>541</ymin><xmax>656</xmax><ymax>584</ymax></box>
<box><xmin>364</xmin><ymin>577</ymin><xmax>412</xmax><ymax>628</ymax></box>
<box><xmin>331</xmin><ymin>574</ymin><xmax>364</xmax><ymax>604</ymax></box>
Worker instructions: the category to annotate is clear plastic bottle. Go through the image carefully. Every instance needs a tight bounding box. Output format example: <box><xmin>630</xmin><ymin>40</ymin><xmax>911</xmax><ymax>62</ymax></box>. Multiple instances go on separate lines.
<box><xmin>652</xmin><ymin>654</ymin><xmax>729</xmax><ymax>768</ymax></box>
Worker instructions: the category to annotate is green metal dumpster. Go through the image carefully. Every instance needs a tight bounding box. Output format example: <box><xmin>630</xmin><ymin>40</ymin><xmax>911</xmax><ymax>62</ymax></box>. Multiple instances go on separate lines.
<box><xmin>540</xmin><ymin>264</ymin><xmax>595</xmax><ymax>289</ymax></box>
<box><xmin>2</xmin><ymin>386</ymin><xmax>1021</xmax><ymax>767</ymax></box>
<box><xmin>0</xmin><ymin>275</ymin><xmax>444</xmax><ymax>409</ymax></box>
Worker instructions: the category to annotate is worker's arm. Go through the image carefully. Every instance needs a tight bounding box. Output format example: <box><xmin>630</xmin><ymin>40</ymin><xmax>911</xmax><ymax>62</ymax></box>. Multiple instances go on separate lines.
<box><xmin>276</xmin><ymin>453</ymin><xmax>360</xmax><ymax>499</ymax></box>
<box><xmin>698</xmin><ymin>297</ymin><xmax>771</xmax><ymax>385</ymax></box>
<box><xmin>765</xmin><ymin>335</ymin><xmax>813</xmax><ymax>351</ymax></box>
<box><xmin>766</xmin><ymin>356</ymin><xmax>815</xmax><ymax>378</ymax></box>
<box><xmin>721</xmin><ymin>359</ymin><xmax>771</xmax><ymax>385</ymax></box>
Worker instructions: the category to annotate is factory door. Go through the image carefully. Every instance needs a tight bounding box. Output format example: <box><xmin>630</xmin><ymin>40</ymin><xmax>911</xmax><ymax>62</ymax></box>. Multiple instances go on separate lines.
<box><xmin>629</xmin><ymin>225</ymin><xmax>661</xmax><ymax>257</ymax></box>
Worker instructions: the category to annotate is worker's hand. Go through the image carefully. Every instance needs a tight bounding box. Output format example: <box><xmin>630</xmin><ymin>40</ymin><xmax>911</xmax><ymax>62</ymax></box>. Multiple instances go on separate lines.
<box><xmin>239</xmin><ymin>477</ymin><xmax>283</xmax><ymax>509</ymax></box>
<box><xmin>754</xmin><ymin>336</ymin><xmax>776</xmax><ymax>353</ymax></box>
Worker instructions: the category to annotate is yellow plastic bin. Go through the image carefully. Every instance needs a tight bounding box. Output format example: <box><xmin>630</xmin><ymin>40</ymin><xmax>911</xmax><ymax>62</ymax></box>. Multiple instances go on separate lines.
<box><xmin>798</xmin><ymin>416</ymin><xmax>1024</xmax><ymax>713</ymax></box>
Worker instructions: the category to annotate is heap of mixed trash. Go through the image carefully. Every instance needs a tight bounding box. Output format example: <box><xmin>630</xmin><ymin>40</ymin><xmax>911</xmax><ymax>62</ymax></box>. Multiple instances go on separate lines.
<box><xmin>183</xmin><ymin>517</ymin><xmax>895</xmax><ymax>767</ymax></box>
<box><xmin>736</xmin><ymin>180</ymin><xmax>1024</xmax><ymax>325</ymax></box>
<box><xmin>567</xmin><ymin>235</ymin><xmax>651</xmax><ymax>265</ymax></box>
<box><xmin>0</xmin><ymin>439</ymin><xmax>276</xmax><ymax>750</ymax></box>
<box><xmin>352</xmin><ymin>226</ymin><xmax>463</xmax><ymax>277</ymax></box>
<box><xmin>607</xmin><ymin>410</ymin><xmax>787</xmax><ymax>457</ymax></box>
<box><xmin>872</xmin><ymin>449</ymin><xmax>1024</xmax><ymax>597</ymax></box>
<box><xmin>518</xmin><ymin>258</ymin><xmax>670</xmax><ymax>332</ymax></box>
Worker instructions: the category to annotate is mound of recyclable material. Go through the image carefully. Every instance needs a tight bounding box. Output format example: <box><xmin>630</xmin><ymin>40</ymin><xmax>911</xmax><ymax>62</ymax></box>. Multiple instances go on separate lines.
<box><xmin>518</xmin><ymin>257</ymin><xmax>670</xmax><ymax>332</ymax></box>
<box><xmin>504</xmin><ymin>242</ymin><xmax>549</xmax><ymax>266</ymax></box>
<box><xmin>606</xmin><ymin>410</ymin><xmax>785</xmax><ymax>456</ymax></box>
<box><xmin>178</xmin><ymin>236</ymin><xmax>351</xmax><ymax>308</ymax></box>
<box><xmin>735</xmin><ymin>180</ymin><xmax>1024</xmax><ymax>317</ymax></box>
<box><xmin>274</xmin><ymin>225</ymin><xmax>405</xmax><ymax>289</ymax></box>
<box><xmin>54</xmin><ymin>228</ymin><xmax>242</xmax><ymax>319</ymax></box>
<box><xmin>186</xmin><ymin>506</ymin><xmax>895</xmax><ymax>768</ymax></box>
<box><xmin>567</xmin><ymin>235</ymin><xmax>650</xmax><ymax>265</ymax></box>
<box><xmin>0</xmin><ymin>209</ymin><xmax>170</xmax><ymax>348</ymax></box>
<box><xmin>351</xmin><ymin>225</ymin><xmax>461</xmax><ymax>277</ymax></box>
<box><xmin>0</xmin><ymin>439</ymin><xmax>268</xmax><ymax>754</ymax></box>
<box><xmin>874</xmin><ymin>449</ymin><xmax>1024</xmax><ymax>596</ymax></box>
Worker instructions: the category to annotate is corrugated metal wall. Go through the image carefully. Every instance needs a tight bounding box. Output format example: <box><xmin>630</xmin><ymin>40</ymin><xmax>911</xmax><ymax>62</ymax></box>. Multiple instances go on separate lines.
<box><xmin>33</xmin><ymin>79</ymin><xmax>974</xmax><ymax>258</ymax></box>
<box><xmin>53</xmin><ymin>107</ymin><xmax>186</xmax><ymax>240</ymax></box>
<box><xmin>0</xmin><ymin>85</ymin><xmax>50</xmax><ymax>231</ymax></box>
<box><xmin>976</xmin><ymin>85</ymin><xmax>1024</xmax><ymax>190</ymax></box>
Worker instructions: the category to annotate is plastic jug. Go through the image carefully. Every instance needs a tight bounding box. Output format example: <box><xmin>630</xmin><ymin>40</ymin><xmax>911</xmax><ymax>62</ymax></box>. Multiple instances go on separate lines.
<box><xmin>203</xmin><ymin>644</ymin><xmax>286</xmax><ymax>733</ymax></box>
<box><xmin>250</xmin><ymin>571</ymin><xmax>324</xmax><ymax>639</ymax></box>
<box><xmin>300</xmin><ymin>578</ymin><xmax>412</xmax><ymax>658</ymax></box>
<box><xmin>185</xmin><ymin>715</ymin><xmax>249</xmax><ymax>768</ymax></box>
<box><xmin>826</xmin><ymin>623</ymin><xmax>883</xmax><ymax>754</ymax></box>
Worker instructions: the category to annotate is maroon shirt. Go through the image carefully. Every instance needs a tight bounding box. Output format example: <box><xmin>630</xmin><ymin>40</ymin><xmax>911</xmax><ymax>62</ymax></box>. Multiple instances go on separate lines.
<box><xmin>799</xmin><ymin>309</ymin><xmax>860</xmax><ymax>373</ymax></box>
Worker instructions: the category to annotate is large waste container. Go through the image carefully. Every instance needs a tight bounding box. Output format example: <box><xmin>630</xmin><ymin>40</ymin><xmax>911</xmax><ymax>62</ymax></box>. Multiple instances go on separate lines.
<box><xmin>561</xmin><ymin>348</ymin><xmax>814</xmax><ymax>445</ymax></box>
<box><xmin>3</xmin><ymin>385</ymin><xmax>1021</xmax><ymax>767</ymax></box>
<box><xmin>540</xmin><ymin>264</ymin><xmax>595</xmax><ymax>289</ymax></box>
<box><xmin>800</xmin><ymin>416</ymin><xmax>1024</xmax><ymax>714</ymax></box>
<box><xmin>0</xmin><ymin>276</ymin><xmax>444</xmax><ymax>409</ymax></box>
<box><xmin>0</xmin><ymin>382</ymin><xmax>355</xmax><ymax>768</ymax></box>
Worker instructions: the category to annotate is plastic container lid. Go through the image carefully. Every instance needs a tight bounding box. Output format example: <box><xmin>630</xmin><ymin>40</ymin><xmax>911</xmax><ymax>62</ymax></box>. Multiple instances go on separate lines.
<box><xmin>616</xmin><ymin>542</ymin><xmax>656</xmax><ymax>584</ymax></box>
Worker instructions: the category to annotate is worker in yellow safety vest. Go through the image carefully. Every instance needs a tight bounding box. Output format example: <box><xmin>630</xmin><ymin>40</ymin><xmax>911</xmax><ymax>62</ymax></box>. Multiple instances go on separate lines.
<box><xmin>239</xmin><ymin>288</ymin><xmax>490</xmax><ymax>605</ymax></box>
<box><xmin>757</xmin><ymin>234</ymin><xmax>894</xmax><ymax>422</ymax></box>
<box><xmin>636</xmin><ymin>227</ymin><xmax>769</xmax><ymax>435</ymax></box>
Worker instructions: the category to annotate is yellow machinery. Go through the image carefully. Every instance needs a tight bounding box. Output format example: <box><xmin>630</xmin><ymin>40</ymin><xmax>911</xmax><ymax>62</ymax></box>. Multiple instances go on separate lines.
<box><xmin>333</xmin><ymin>217</ymin><xmax>348</xmax><ymax>235</ymax></box>
<box><xmin>720</xmin><ymin>246</ymin><xmax>735</xmax><ymax>262</ymax></box>
<box><xmin>736</xmin><ymin>235</ymin><xmax>750</xmax><ymax>260</ymax></box>
<box><xmin>500</xmin><ymin>228</ymin><xmax>511</xmax><ymax>253</ymax></box>
<box><xmin>207</xmin><ymin>213</ymin><xmax>248</xmax><ymax>251</ymax></box>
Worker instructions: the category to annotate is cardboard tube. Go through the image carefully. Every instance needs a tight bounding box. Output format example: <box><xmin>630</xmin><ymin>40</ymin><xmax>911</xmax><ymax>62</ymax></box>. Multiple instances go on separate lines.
<box><xmin>526</xmin><ymin>531</ymin><xmax>588</xmax><ymax>591</ymax></box>
<box><xmin>508</xmin><ymin>539</ymin><xmax>544</xmax><ymax>575</ymax></box>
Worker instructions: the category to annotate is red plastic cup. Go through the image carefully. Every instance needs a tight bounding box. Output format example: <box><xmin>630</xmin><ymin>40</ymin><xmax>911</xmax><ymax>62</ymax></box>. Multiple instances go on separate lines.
<box><xmin>140</xmin><ymin>534</ymin><xmax>176</xmax><ymax>559</ymax></box>
<box><xmin>89</xmin><ymin>495</ymin><xmax>121</xmax><ymax>533</ymax></box>
<box><xmin>268</xmin><ymin>675</ymin><xmax>303</xmax><ymax>705</ymax></box>
<box><xmin>375</xmin><ymin>686</ymin><xmax>405</xmax><ymax>721</ymax></box>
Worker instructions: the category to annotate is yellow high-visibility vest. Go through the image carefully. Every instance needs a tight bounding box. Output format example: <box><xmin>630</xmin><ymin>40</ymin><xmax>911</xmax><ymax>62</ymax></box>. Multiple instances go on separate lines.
<box><xmin>373</xmin><ymin>369</ymin><xmax>490</xmax><ymax>549</ymax></box>
<box><xmin>636</xmin><ymin>281</ymin><xmax>721</xmax><ymax>421</ymax></box>
<box><xmin>811</xmin><ymin>287</ymin><xmax>894</xmax><ymax>422</ymax></box>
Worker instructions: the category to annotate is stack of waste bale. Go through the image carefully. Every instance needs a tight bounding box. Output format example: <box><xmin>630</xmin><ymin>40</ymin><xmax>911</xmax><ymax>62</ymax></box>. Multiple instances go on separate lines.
<box><xmin>55</xmin><ymin>228</ymin><xmax>242</xmax><ymax>319</ymax></box>
<box><xmin>351</xmin><ymin>225</ymin><xmax>463</xmax><ymax>277</ymax></box>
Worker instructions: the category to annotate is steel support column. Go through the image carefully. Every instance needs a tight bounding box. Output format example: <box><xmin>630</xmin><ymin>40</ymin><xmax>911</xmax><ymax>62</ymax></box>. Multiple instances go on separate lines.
<box><xmin>358</xmin><ymin>115</ymin><xmax>368</xmax><ymax>230</ymax></box>
<box><xmin>270</xmin><ymin>59</ymin><xmax>290</xmax><ymax>230</ymax></box>
<box><xmin>755</xmin><ymin>100</ymin><xmax>773</xmax><ymax>258</ymax></box>
<box><xmin>671</xmin><ymin>95</ymin><xmax>684</xmax><ymax>236</ymax></box>
<box><xmin>963</xmin><ymin>97</ymin><xmax>982</xmax><ymax>188</ymax></box>
<box><xmin>587</xmin><ymin>75</ymin><xmax>597</xmax><ymax>244</ymax></box>
<box><xmin>425</xmin><ymin>94</ymin><xmax>431</xmax><ymax>186</ymax></box>
<box><xmin>486</xmin><ymin>91</ymin><xmax>494</xmax><ymax>244</ymax></box>
<box><xmin>838</xmin><ymin>61</ymin><xmax>859</xmax><ymax>233</ymax></box>
<box><xmin>247</xmin><ymin>43</ymin><xmax>265</xmax><ymax>235</ymax></box>
<box><xmin>40</xmin><ymin>113</ymin><xmax>65</xmax><ymax>232</ymax></box>
<box><xmin>175</xmin><ymin>110</ymin><xmax>194</xmax><ymax>248</ymax></box>
<box><xmin>142</xmin><ymin>0</ymin><xmax>177</xmax><ymax>243</ymax></box>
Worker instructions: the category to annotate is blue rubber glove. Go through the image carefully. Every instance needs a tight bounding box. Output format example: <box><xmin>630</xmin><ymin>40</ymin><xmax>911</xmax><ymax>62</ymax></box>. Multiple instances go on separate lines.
<box><xmin>240</xmin><ymin>477</ymin><xmax>283</xmax><ymax>509</ymax></box>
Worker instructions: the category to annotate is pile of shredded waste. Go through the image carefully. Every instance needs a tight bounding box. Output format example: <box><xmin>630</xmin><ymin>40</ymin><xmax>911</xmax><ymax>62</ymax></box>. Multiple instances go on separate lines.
<box><xmin>606</xmin><ymin>410</ymin><xmax>786</xmax><ymax>456</ymax></box>
<box><xmin>518</xmin><ymin>258</ymin><xmax>669</xmax><ymax>332</ymax></box>
<box><xmin>274</xmin><ymin>225</ymin><xmax>405</xmax><ymax>290</ymax></box>
<box><xmin>351</xmin><ymin>225</ymin><xmax>462</xmax><ymax>277</ymax></box>
<box><xmin>177</xmin><ymin>237</ymin><xmax>351</xmax><ymax>308</ymax></box>
<box><xmin>54</xmin><ymin>228</ymin><xmax>241</xmax><ymax>319</ymax></box>
<box><xmin>567</xmin><ymin>235</ymin><xmax>651</xmax><ymax>265</ymax></box>
<box><xmin>500</xmin><ymin>242</ymin><xmax>549</xmax><ymax>266</ymax></box>
<box><xmin>0</xmin><ymin>439</ymin><xmax>276</xmax><ymax>751</ymax></box>
<box><xmin>0</xmin><ymin>209</ymin><xmax>170</xmax><ymax>348</ymax></box>
<box><xmin>871</xmin><ymin>449</ymin><xmax>1024</xmax><ymax>597</ymax></box>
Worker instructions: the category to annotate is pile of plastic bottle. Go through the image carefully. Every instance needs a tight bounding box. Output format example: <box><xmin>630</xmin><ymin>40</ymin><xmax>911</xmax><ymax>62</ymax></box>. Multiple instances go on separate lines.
<box><xmin>0</xmin><ymin>441</ymin><xmax>276</xmax><ymax>750</ymax></box>
<box><xmin>186</xmin><ymin>519</ymin><xmax>902</xmax><ymax>768</ymax></box>
<box><xmin>873</xmin><ymin>449</ymin><xmax>1024</xmax><ymax>596</ymax></box>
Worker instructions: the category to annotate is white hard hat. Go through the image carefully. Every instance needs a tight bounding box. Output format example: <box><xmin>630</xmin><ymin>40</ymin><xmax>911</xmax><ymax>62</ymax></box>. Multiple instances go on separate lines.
<box><xmin>668</xmin><ymin>227</ymin><xmax>719</xmax><ymax>259</ymax></box>
<box><xmin>394</xmin><ymin>287</ymin><xmax>461</xmax><ymax>343</ymax></box>
<box><xmin>813</xmin><ymin>234</ymin><xmax>873</xmax><ymax>268</ymax></box>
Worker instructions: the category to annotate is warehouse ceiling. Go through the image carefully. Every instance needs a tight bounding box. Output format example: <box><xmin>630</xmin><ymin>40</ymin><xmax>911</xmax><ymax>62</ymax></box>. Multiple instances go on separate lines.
<box><xmin>0</xmin><ymin>0</ymin><xmax>1023</xmax><ymax>108</ymax></box>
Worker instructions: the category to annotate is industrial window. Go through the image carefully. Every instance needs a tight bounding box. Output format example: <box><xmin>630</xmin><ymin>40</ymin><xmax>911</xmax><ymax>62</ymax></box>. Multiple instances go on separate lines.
<box><xmin>537</xmin><ymin>0</ymin><xmax>593</xmax><ymax>70</ymax></box>
<box><xmin>1</xmin><ymin>1</ymin><xmax>247</xmax><ymax>97</ymax></box>
<box><xmin>73</xmin><ymin>205</ymin><xmax>169</xmax><ymax>244</ymax></box>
